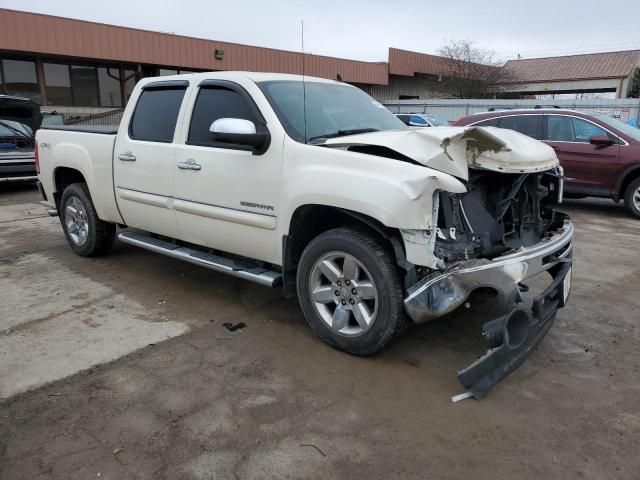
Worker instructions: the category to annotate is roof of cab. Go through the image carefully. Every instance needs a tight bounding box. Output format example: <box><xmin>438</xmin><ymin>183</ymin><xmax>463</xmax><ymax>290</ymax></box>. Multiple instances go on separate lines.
<box><xmin>137</xmin><ymin>71</ymin><xmax>347</xmax><ymax>87</ymax></box>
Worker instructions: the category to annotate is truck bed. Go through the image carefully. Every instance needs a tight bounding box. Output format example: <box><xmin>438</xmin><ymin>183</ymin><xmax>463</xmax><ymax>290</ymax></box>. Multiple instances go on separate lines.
<box><xmin>36</xmin><ymin>127</ymin><xmax>123</xmax><ymax>223</ymax></box>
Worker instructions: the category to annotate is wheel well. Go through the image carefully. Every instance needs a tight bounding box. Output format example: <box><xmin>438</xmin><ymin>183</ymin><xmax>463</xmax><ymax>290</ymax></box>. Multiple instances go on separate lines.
<box><xmin>282</xmin><ymin>204</ymin><xmax>415</xmax><ymax>297</ymax></box>
<box><xmin>619</xmin><ymin>168</ymin><xmax>640</xmax><ymax>201</ymax></box>
<box><xmin>53</xmin><ymin>167</ymin><xmax>86</xmax><ymax>209</ymax></box>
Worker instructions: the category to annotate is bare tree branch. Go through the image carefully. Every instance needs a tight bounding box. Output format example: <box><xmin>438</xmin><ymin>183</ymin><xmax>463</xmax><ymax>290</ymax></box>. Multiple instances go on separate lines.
<box><xmin>436</xmin><ymin>39</ymin><xmax>516</xmax><ymax>99</ymax></box>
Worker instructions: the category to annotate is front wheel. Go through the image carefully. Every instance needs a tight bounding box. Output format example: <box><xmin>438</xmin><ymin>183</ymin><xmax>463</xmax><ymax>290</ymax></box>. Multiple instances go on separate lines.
<box><xmin>624</xmin><ymin>177</ymin><xmax>640</xmax><ymax>219</ymax></box>
<box><xmin>60</xmin><ymin>183</ymin><xmax>116</xmax><ymax>256</ymax></box>
<box><xmin>296</xmin><ymin>228</ymin><xmax>406</xmax><ymax>356</ymax></box>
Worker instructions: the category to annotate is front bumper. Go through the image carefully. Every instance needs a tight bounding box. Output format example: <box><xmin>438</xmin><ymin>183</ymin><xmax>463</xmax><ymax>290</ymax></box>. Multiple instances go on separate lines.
<box><xmin>404</xmin><ymin>219</ymin><xmax>573</xmax><ymax>324</ymax></box>
<box><xmin>403</xmin><ymin>219</ymin><xmax>574</xmax><ymax>399</ymax></box>
<box><xmin>457</xmin><ymin>260</ymin><xmax>571</xmax><ymax>398</ymax></box>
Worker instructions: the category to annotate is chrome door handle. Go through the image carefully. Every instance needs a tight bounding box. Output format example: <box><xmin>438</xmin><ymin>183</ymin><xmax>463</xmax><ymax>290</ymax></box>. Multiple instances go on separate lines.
<box><xmin>177</xmin><ymin>160</ymin><xmax>202</xmax><ymax>171</ymax></box>
<box><xmin>118</xmin><ymin>152</ymin><xmax>136</xmax><ymax>162</ymax></box>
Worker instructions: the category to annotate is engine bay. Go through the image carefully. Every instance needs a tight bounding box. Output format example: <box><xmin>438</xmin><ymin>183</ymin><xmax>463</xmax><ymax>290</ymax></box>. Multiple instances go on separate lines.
<box><xmin>435</xmin><ymin>169</ymin><xmax>566</xmax><ymax>263</ymax></box>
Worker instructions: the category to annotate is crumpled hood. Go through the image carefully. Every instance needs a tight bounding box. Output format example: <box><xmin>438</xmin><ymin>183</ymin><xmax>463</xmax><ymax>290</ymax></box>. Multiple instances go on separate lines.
<box><xmin>0</xmin><ymin>95</ymin><xmax>42</xmax><ymax>135</ymax></box>
<box><xmin>323</xmin><ymin>126</ymin><xmax>559</xmax><ymax>180</ymax></box>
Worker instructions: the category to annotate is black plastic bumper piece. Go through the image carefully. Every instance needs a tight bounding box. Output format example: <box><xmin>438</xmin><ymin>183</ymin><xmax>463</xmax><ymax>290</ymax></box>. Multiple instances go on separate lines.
<box><xmin>457</xmin><ymin>260</ymin><xmax>572</xmax><ymax>399</ymax></box>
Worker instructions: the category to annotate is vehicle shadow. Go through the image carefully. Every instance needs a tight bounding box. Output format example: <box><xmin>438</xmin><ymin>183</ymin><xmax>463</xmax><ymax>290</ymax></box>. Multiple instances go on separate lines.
<box><xmin>0</xmin><ymin>180</ymin><xmax>39</xmax><ymax>205</ymax></box>
<box><xmin>559</xmin><ymin>197</ymin><xmax>628</xmax><ymax>219</ymax></box>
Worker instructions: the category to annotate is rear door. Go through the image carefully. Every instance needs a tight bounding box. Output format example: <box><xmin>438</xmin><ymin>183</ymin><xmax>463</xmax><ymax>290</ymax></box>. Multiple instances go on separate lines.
<box><xmin>113</xmin><ymin>80</ymin><xmax>189</xmax><ymax>237</ymax></box>
<box><xmin>497</xmin><ymin>114</ymin><xmax>543</xmax><ymax>140</ymax></box>
<box><xmin>543</xmin><ymin>114</ymin><xmax>620</xmax><ymax>193</ymax></box>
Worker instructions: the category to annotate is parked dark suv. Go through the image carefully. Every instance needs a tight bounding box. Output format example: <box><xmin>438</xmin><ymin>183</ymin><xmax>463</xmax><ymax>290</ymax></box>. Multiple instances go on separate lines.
<box><xmin>454</xmin><ymin>109</ymin><xmax>640</xmax><ymax>218</ymax></box>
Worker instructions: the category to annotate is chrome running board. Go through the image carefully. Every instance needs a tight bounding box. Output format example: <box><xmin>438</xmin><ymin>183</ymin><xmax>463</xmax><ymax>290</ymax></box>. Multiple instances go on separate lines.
<box><xmin>118</xmin><ymin>231</ymin><xmax>282</xmax><ymax>287</ymax></box>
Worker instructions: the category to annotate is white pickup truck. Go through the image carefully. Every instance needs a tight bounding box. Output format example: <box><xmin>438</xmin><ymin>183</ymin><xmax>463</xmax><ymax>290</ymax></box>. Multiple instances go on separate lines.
<box><xmin>36</xmin><ymin>72</ymin><xmax>574</xmax><ymax>398</ymax></box>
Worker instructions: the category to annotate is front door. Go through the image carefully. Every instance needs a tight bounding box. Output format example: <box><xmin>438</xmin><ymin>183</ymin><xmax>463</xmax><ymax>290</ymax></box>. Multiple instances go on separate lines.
<box><xmin>544</xmin><ymin>114</ymin><xmax>621</xmax><ymax>194</ymax></box>
<box><xmin>173</xmin><ymin>81</ymin><xmax>283</xmax><ymax>264</ymax></box>
<box><xmin>113</xmin><ymin>82</ymin><xmax>189</xmax><ymax>237</ymax></box>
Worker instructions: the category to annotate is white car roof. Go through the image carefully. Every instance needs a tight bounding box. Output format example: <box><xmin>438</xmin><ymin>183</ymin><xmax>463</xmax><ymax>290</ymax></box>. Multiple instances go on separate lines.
<box><xmin>139</xmin><ymin>71</ymin><xmax>346</xmax><ymax>86</ymax></box>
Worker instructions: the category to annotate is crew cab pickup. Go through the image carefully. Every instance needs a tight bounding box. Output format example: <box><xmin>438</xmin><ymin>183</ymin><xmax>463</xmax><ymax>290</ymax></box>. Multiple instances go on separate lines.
<box><xmin>36</xmin><ymin>72</ymin><xmax>574</xmax><ymax>398</ymax></box>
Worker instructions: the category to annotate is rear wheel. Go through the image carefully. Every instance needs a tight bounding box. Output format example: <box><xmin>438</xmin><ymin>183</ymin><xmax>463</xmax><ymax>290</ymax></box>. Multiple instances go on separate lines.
<box><xmin>624</xmin><ymin>177</ymin><xmax>640</xmax><ymax>219</ymax></box>
<box><xmin>60</xmin><ymin>183</ymin><xmax>116</xmax><ymax>256</ymax></box>
<box><xmin>296</xmin><ymin>228</ymin><xmax>406</xmax><ymax>356</ymax></box>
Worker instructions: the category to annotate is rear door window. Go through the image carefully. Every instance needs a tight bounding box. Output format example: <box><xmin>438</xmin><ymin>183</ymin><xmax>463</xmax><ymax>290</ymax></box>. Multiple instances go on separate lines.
<box><xmin>187</xmin><ymin>86</ymin><xmax>258</xmax><ymax>147</ymax></box>
<box><xmin>129</xmin><ymin>86</ymin><xmax>187</xmax><ymax>142</ymax></box>
<box><xmin>498</xmin><ymin>115</ymin><xmax>542</xmax><ymax>139</ymax></box>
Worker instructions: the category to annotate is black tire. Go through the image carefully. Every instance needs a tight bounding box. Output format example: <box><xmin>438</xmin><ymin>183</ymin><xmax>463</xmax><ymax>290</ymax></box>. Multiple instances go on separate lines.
<box><xmin>296</xmin><ymin>228</ymin><xmax>406</xmax><ymax>356</ymax></box>
<box><xmin>60</xmin><ymin>183</ymin><xmax>116</xmax><ymax>256</ymax></box>
<box><xmin>624</xmin><ymin>177</ymin><xmax>640</xmax><ymax>219</ymax></box>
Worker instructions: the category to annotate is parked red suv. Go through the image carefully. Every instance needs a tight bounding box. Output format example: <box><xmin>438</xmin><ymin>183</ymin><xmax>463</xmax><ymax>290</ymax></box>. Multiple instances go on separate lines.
<box><xmin>453</xmin><ymin>109</ymin><xmax>640</xmax><ymax>218</ymax></box>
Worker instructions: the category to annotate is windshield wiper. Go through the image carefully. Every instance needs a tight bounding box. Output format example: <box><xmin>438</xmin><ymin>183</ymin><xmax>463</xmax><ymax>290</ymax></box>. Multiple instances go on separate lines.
<box><xmin>308</xmin><ymin>128</ymin><xmax>379</xmax><ymax>143</ymax></box>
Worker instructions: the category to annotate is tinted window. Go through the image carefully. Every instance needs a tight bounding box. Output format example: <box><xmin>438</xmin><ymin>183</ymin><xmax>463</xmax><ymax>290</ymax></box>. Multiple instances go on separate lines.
<box><xmin>70</xmin><ymin>65</ymin><xmax>99</xmax><ymax>106</ymax></box>
<box><xmin>130</xmin><ymin>87</ymin><xmax>186</xmax><ymax>142</ymax></box>
<box><xmin>396</xmin><ymin>114</ymin><xmax>411</xmax><ymax>125</ymax></box>
<box><xmin>43</xmin><ymin>62</ymin><xmax>72</xmax><ymax>106</ymax></box>
<box><xmin>546</xmin><ymin>116</ymin><xmax>614</xmax><ymax>143</ymax></box>
<box><xmin>187</xmin><ymin>87</ymin><xmax>258</xmax><ymax>146</ymax></box>
<box><xmin>571</xmin><ymin>117</ymin><xmax>612</xmax><ymax>142</ymax></box>
<box><xmin>473</xmin><ymin>118</ymin><xmax>500</xmax><ymax>127</ymax></box>
<box><xmin>97</xmin><ymin>67</ymin><xmax>122</xmax><ymax>107</ymax></box>
<box><xmin>410</xmin><ymin>115</ymin><xmax>428</xmax><ymax>125</ymax></box>
<box><xmin>1</xmin><ymin>59</ymin><xmax>41</xmax><ymax>103</ymax></box>
<box><xmin>499</xmin><ymin>115</ymin><xmax>542</xmax><ymax>139</ymax></box>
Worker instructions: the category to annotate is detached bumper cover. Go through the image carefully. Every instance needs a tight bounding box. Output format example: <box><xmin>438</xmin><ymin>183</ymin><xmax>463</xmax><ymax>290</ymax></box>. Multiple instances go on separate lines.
<box><xmin>404</xmin><ymin>219</ymin><xmax>573</xmax><ymax>324</ymax></box>
<box><xmin>457</xmin><ymin>260</ymin><xmax>572</xmax><ymax>399</ymax></box>
<box><xmin>403</xmin><ymin>218</ymin><xmax>574</xmax><ymax>399</ymax></box>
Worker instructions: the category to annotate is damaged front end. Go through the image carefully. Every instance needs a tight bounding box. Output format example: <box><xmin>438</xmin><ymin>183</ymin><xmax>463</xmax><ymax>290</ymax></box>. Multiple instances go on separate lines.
<box><xmin>404</xmin><ymin>168</ymin><xmax>573</xmax><ymax>399</ymax></box>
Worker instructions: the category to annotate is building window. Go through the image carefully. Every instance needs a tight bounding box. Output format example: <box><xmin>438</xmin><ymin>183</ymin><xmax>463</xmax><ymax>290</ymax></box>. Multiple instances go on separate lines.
<box><xmin>70</xmin><ymin>65</ymin><xmax>99</xmax><ymax>107</ymax></box>
<box><xmin>124</xmin><ymin>68</ymin><xmax>138</xmax><ymax>104</ymax></box>
<box><xmin>97</xmin><ymin>67</ymin><xmax>122</xmax><ymax>107</ymax></box>
<box><xmin>43</xmin><ymin>62</ymin><xmax>73</xmax><ymax>106</ymax></box>
<box><xmin>1</xmin><ymin>59</ymin><xmax>41</xmax><ymax>103</ymax></box>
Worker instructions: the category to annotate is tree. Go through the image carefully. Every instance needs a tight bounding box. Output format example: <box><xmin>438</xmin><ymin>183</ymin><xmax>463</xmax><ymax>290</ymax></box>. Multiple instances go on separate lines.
<box><xmin>436</xmin><ymin>40</ymin><xmax>515</xmax><ymax>99</ymax></box>
<box><xmin>629</xmin><ymin>68</ymin><xmax>640</xmax><ymax>98</ymax></box>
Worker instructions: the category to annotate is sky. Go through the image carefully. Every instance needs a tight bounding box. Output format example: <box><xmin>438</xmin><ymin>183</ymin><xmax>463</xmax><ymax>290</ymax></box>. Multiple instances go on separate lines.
<box><xmin>1</xmin><ymin>0</ymin><xmax>640</xmax><ymax>63</ymax></box>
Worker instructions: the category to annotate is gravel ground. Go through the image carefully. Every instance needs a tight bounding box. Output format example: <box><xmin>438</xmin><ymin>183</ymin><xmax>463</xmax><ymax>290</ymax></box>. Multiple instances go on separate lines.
<box><xmin>1</xmin><ymin>182</ymin><xmax>639</xmax><ymax>480</ymax></box>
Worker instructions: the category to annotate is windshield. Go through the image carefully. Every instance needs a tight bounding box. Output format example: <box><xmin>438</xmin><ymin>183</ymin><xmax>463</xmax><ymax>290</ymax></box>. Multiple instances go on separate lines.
<box><xmin>594</xmin><ymin>113</ymin><xmax>640</xmax><ymax>142</ymax></box>
<box><xmin>258</xmin><ymin>80</ymin><xmax>406</xmax><ymax>143</ymax></box>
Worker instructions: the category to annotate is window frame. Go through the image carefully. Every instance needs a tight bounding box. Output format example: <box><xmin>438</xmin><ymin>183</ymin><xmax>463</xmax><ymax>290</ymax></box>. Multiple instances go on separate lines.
<box><xmin>544</xmin><ymin>114</ymin><xmax>624</xmax><ymax>145</ymax></box>
<box><xmin>128</xmin><ymin>80</ymin><xmax>189</xmax><ymax>143</ymax></box>
<box><xmin>185</xmin><ymin>79</ymin><xmax>270</xmax><ymax>154</ymax></box>
<box><xmin>0</xmin><ymin>57</ymin><xmax>41</xmax><ymax>102</ymax></box>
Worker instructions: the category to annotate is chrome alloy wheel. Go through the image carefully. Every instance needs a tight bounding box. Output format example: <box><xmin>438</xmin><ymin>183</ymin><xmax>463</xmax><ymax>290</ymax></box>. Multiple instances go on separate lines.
<box><xmin>64</xmin><ymin>195</ymin><xmax>89</xmax><ymax>246</ymax></box>
<box><xmin>309</xmin><ymin>251</ymin><xmax>379</xmax><ymax>337</ymax></box>
<box><xmin>634</xmin><ymin>185</ymin><xmax>640</xmax><ymax>212</ymax></box>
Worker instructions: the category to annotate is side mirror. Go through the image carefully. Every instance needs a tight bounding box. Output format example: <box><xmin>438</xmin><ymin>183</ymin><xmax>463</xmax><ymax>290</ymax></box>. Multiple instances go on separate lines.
<box><xmin>210</xmin><ymin>118</ymin><xmax>269</xmax><ymax>152</ymax></box>
<box><xmin>589</xmin><ymin>135</ymin><xmax>614</xmax><ymax>149</ymax></box>
<box><xmin>408</xmin><ymin>121</ymin><xmax>429</xmax><ymax>127</ymax></box>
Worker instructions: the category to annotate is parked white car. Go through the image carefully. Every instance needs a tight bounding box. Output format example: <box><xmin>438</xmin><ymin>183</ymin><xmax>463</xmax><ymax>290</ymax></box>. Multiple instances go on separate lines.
<box><xmin>36</xmin><ymin>72</ymin><xmax>573</xmax><ymax>398</ymax></box>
